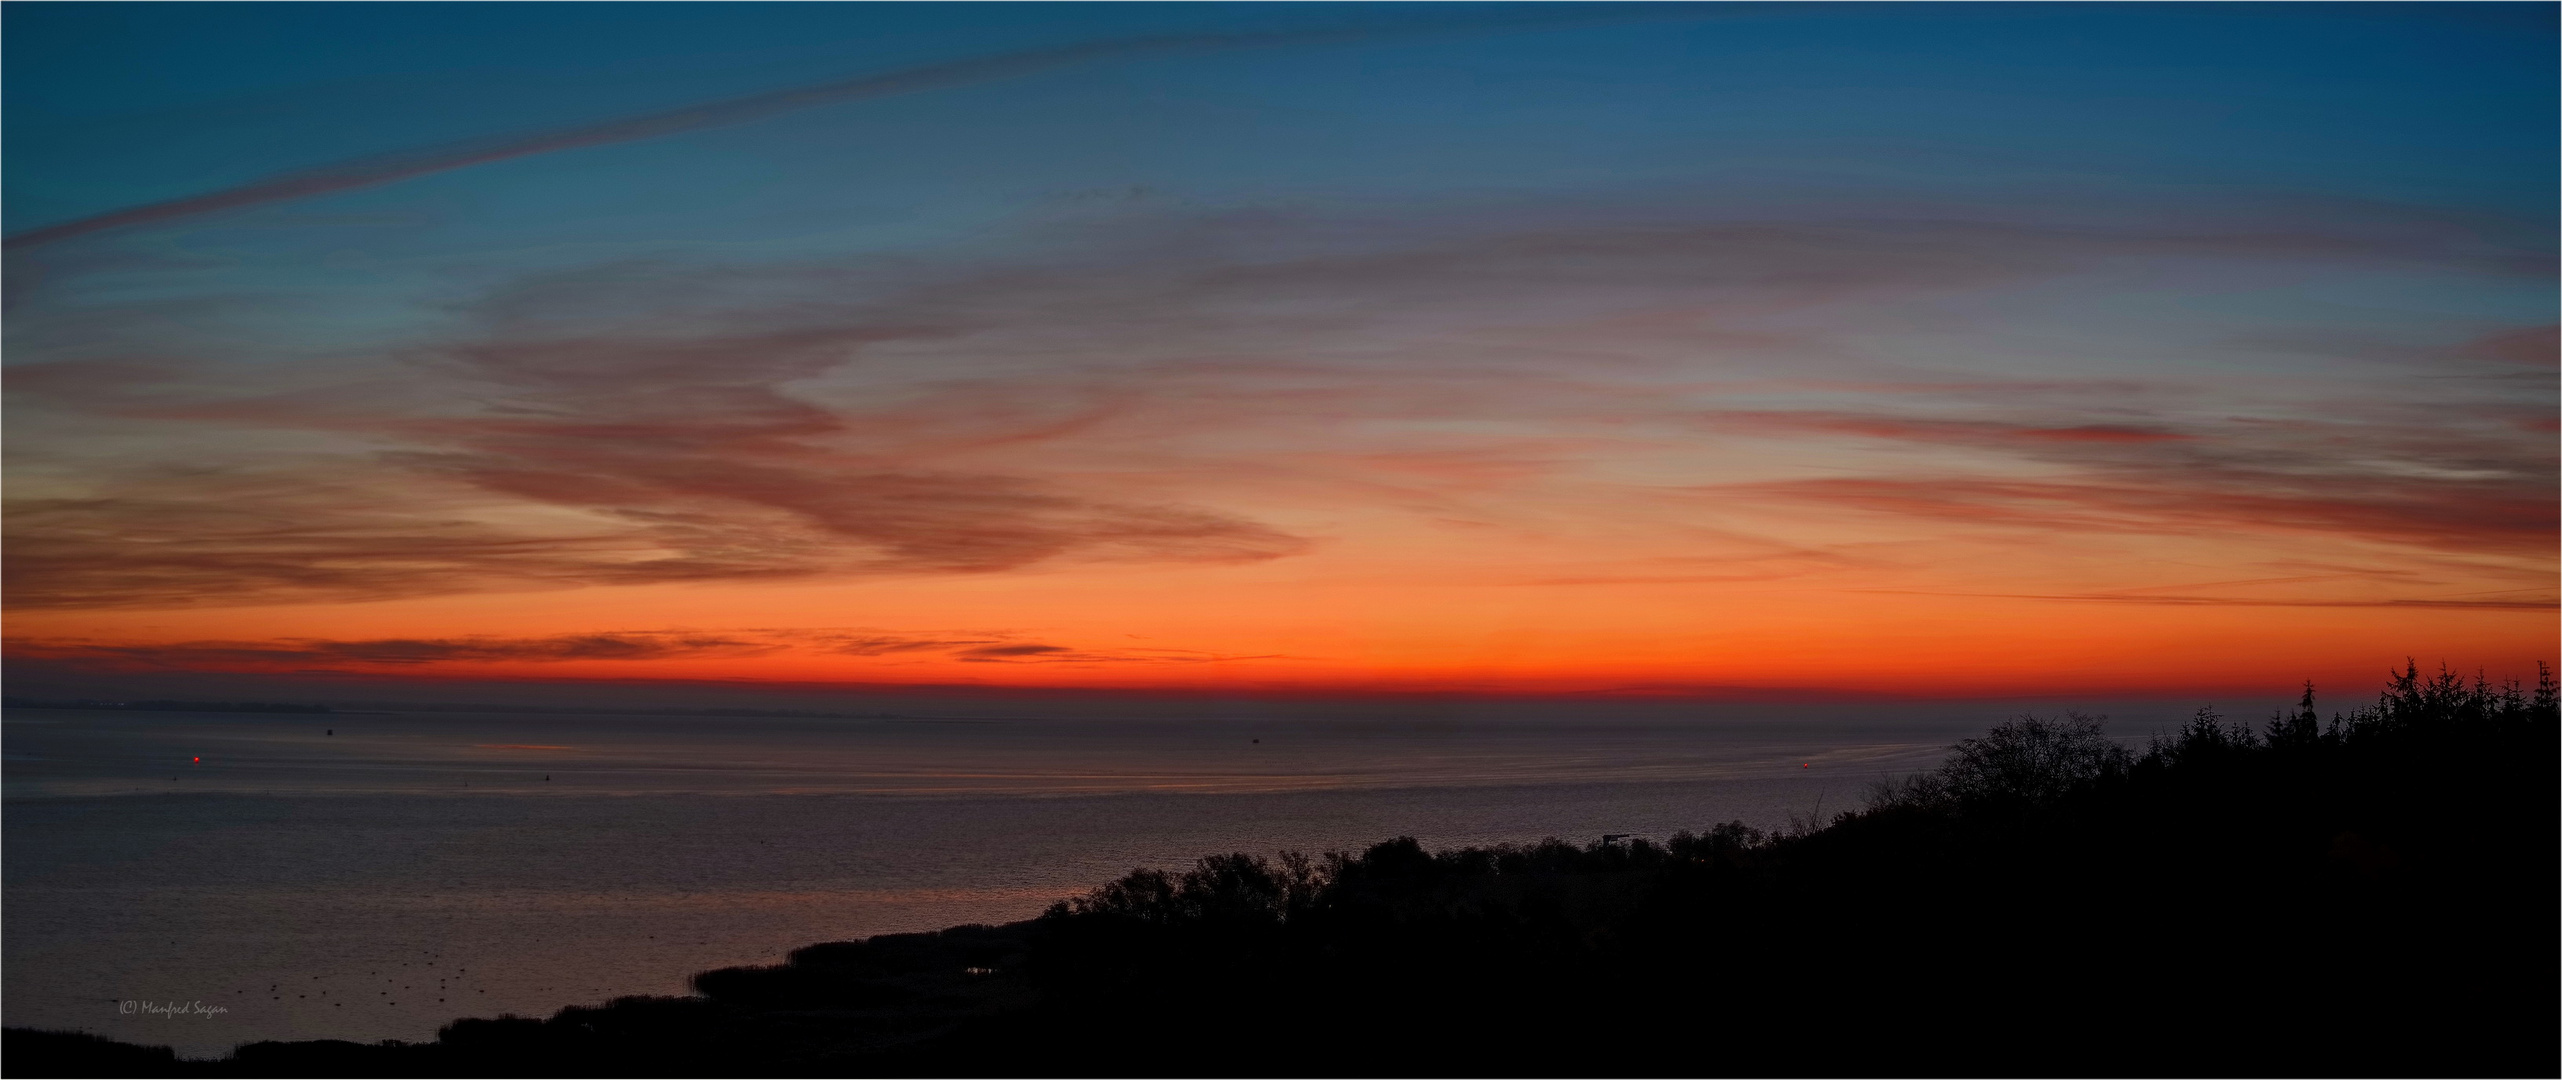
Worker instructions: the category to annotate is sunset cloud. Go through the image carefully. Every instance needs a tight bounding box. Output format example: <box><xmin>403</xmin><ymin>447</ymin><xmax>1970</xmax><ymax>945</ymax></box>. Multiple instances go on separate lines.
<box><xmin>1715</xmin><ymin>474</ymin><xmax>2554</xmax><ymax>558</ymax></box>
<box><xmin>1895</xmin><ymin>591</ymin><xmax>2556</xmax><ymax>611</ymax></box>
<box><xmin>1704</xmin><ymin>411</ymin><xmax>2196</xmax><ymax>447</ymax></box>
<box><xmin>4</xmin><ymin>628</ymin><xmax>1286</xmax><ymax>675</ymax></box>
<box><xmin>14</xmin><ymin>193</ymin><xmax>2546</xmax><ymax>609</ymax></box>
<box><xmin>7</xmin><ymin>1</ymin><xmax>2552</xmax><ymax>710</ymax></box>
<box><xmin>8</xmin><ymin>632</ymin><xmax>780</xmax><ymax>669</ymax></box>
<box><xmin>2456</xmin><ymin>325</ymin><xmax>2560</xmax><ymax>367</ymax></box>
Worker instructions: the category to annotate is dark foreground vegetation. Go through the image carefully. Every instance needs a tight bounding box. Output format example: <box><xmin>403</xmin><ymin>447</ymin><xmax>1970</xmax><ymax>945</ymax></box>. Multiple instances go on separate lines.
<box><xmin>12</xmin><ymin>663</ymin><xmax>2556</xmax><ymax>1077</ymax></box>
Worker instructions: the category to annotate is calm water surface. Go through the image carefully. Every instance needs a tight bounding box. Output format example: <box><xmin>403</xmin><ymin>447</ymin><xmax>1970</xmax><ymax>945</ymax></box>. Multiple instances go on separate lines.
<box><xmin>6</xmin><ymin>706</ymin><xmax>2005</xmax><ymax>1055</ymax></box>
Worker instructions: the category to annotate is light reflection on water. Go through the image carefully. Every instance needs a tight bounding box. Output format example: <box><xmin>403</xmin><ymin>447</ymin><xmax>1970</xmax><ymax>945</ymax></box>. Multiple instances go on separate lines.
<box><xmin>4</xmin><ymin>708</ymin><xmax>1972</xmax><ymax>798</ymax></box>
<box><xmin>5</xmin><ymin>706</ymin><xmax>2006</xmax><ymax>1056</ymax></box>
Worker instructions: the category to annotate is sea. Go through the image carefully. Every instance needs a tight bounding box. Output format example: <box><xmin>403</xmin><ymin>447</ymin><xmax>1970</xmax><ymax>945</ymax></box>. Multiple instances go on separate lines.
<box><xmin>2</xmin><ymin>703</ymin><xmax>2167</xmax><ymax>1057</ymax></box>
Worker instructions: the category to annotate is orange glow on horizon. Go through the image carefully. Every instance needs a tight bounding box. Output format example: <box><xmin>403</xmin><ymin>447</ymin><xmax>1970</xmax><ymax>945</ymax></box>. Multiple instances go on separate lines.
<box><xmin>6</xmin><ymin>158</ymin><xmax>2551</xmax><ymax>703</ymax></box>
<box><xmin>10</xmin><ymin>537</ymin><xmax>2551</xmax><ymax>700</ymax></box>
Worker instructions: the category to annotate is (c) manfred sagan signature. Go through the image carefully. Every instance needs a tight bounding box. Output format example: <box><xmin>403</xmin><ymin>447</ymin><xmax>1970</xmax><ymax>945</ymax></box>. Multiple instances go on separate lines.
<box><xmin>118</xmin><ymin>1000</ymin><xmax>227</xmax><ymax>1018</ymax></box>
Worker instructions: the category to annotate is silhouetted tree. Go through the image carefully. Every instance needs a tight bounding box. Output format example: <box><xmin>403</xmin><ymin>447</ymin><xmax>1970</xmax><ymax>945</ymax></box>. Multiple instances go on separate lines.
<box><xmin>1868</xmin><ymin>711</ymin><xmax>2131</xmax><ymax>812</ymax></box>
<box><xmin>15</xmin><ymin>658</ymin><xmax>2554</xmax><ymax>1078</ymax></box>
<box><xmin>2151</xmin><ymin>704</ymin><xmax>2260</xmax><ymax>767</ymax></box>
<box><xmin>2265</xmin><ymin>681</ymin><xmax>2322</xmax><ymax>748</ymax></box>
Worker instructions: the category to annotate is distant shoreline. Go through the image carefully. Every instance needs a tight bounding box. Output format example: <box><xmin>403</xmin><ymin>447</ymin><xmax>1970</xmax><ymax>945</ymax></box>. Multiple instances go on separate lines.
<box><xmin>2</xmin><ymin>697</ymin><xmax>909</xmax><ymax>721</ymax></box>
<box><xmin>10</xmin><ymin>663</ymin><xmax>2554</xmax><ymax>1076</ymax></box>
<box><xmin>2</xmin><ymin>697</ymin><xmax>333</xmax><ymax>715</ymax></box>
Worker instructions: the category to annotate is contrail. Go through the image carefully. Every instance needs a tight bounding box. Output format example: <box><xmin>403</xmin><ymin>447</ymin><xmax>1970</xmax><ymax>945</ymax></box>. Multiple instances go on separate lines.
<box><xmin>4</xmin><ymin>11</ymin><xmax>1688</xmax><ymax>250</ymax></box>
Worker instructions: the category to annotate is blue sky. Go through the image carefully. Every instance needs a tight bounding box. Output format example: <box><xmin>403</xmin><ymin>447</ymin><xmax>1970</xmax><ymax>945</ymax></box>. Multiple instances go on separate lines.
<box><xmin>4</xmin><ymin>3</ymin><xmax>2553</xmax><ymax>702</ymax></box>
<box><xmin>9</xmin><ymin>4</ymin><xmax>2550</xmax><ymax>353</ymax></box>
<box><xmin>10</xmin><ymin>4</ymin><xmax>2552</xmax><ymax>233</ymax></box>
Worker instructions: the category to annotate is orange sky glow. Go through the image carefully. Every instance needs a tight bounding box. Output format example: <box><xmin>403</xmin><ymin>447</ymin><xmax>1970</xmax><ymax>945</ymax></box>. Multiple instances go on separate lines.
<box><xmin>6</xmin><ymin>13</ymin><xmax>2554</xmax><ymax>706</ymax></box>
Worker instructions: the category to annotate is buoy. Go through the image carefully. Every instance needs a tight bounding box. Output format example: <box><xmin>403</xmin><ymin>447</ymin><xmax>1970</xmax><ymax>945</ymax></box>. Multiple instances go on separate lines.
<box><xmin>1801</xmin><ymin>763</ymin><xmax>1810</xmax><ymax>769</ymax></box>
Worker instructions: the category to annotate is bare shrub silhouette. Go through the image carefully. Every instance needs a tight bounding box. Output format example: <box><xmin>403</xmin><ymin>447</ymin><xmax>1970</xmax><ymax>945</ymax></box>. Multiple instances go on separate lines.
<box><xmin>1865</xmin><ymin>710</ymin><xmax>2131</xmax><ymax>813</ymax></box>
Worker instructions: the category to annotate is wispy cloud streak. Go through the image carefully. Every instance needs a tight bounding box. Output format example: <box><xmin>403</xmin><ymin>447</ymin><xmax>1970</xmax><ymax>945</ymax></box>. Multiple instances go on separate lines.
<box><xmin>7</xmin><ymin>194</ymin><xmax>2551</xmax><ymax>611</ymax></box>
<box><xmin>4</xmin><ymin>629</ymin><xmax>1283</xmax><ymax>671</ymax></box>
<box><xmin>7</xmin><ymin>632</ymin><xmax>778</xmax><ymax>668</ymax></box>
<box><xmin>1716</xmin><ymin>475</ymin><xmax>2555</xmax><ymax>556</ymax></box>
<box><xmin>1</xmin><ymin>11</ymin><xmax>1673</xmax><ymax>250</ymax></box>
<box><xmin>1859</xmin><ymin>590</ymin><xmax>2556</xmax><ymax>610</ymax></box>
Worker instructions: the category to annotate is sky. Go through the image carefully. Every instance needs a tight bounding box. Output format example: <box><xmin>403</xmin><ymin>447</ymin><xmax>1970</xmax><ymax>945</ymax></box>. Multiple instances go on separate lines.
<box><xmin>4</xmin><ymin>3</ymin><xmax>2554</xmax><ymax>707</ymax></box>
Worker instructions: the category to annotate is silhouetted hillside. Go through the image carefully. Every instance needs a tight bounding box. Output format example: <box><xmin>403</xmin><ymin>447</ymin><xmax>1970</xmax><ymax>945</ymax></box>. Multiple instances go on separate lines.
<box><xmin>12</xmin><ymin>662</ymin><xmax>2555</xmax><ymax>1077</ymax></box>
